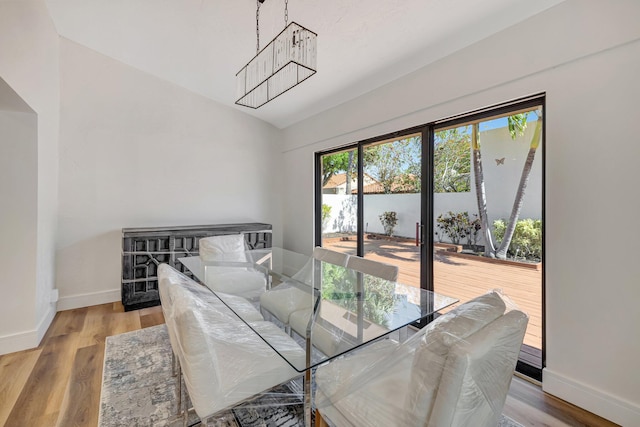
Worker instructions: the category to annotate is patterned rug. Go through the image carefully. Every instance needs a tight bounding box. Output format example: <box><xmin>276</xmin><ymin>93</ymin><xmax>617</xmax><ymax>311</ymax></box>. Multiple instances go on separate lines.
<box><xmin>99</xmin><ymin>325</ymin><xmax>524</xmax><ymax>427</ymax></box>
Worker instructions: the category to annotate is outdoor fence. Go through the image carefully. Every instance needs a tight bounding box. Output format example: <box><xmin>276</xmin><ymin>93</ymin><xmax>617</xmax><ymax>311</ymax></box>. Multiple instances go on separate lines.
<box><xmin>322</xmin><ymin>191</ymin><xmax>542</xmax><ymax>247</ymax></box>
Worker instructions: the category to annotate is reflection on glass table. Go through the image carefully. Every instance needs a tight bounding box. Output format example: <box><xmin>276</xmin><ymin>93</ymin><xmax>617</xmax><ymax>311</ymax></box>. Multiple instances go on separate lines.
<box><xmin>180</xmin><ymin>248</ymin><xmax>457</xmax><ymax>371</ymax></box>
<box><xmin>179</xmin><ymin>247</ymin><xmax>457</xmax><ymax>427</ymax></box>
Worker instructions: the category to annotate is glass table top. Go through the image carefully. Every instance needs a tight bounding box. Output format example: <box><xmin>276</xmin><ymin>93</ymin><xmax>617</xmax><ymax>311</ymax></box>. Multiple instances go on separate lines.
<box><xmin>179</xmin><ymin>248</ymin><xmax>458</xmax><ymax>372</ymax></box>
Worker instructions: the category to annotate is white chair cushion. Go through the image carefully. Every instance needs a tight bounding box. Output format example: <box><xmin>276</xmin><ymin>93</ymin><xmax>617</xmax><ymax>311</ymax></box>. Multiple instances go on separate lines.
<box><xmin>158</xmin><ymin>264</ymin><xmax>183</xmax><ymax>361</ymax></box>
<box><xmin>315</xmin><ymin>291</ymin><xmax>521</xmax><ymax>427</ymax></box>
<box><xmin>289</xmin><ymin>308</ymin><xmax>353</xmax><ymax>358</ymax></box>
<box><xmin>198</xmin><ymin>235</ymin><xmax>267</xmax><ymax>298</ymax></box>
<box><xmin>315</xmin><ymin>339</ymin><xmax>398</xmax><ymax>399</ymax></box>
<box><xmin>205</xmin><ymin>268</ymin><xmax>267</xmax><ymax>299</ymax></box>
<box><xmin>404</xmin><ymin>291</ymin><xmax>507</xmax><ymax>425</ymax></box>
<box><xmin>312</xmin><ymin>247</ymin><xmax>349</xmax><ymax>267</ymax></box>
<box><xmin>171</xmin><ymin>287</ymin><xmax>302</xmax><ymax>419</ymax></box>
<box><xmin>260</xmin><ymin>284</ymin><xmax>314</xmax><ymax>324</ymax></box>
<box><xmin>428</xmin><ymin>310</ymin><xmax>528</xmax><ymax>427</ymax></box>
<box><xmin>346</xmin><ymin>255</ymin><xmax>399</xmax><ymax>282</ymax></box>
<box><xmin>248</xmin><ymin>321</ymin><xmax>307</xmax><ymax>366</ymax></box>
<box><xmin>199</xmin><ymin>234</ymin><xmax>247</xmax><ymax>262</ymax></box>
<box><xmin>289</xmin><ymin>248</ymin><xmax>349</xmax><ymax>286</ymax></box>
<box><xmin>159</xmin><ymin>263</ymin><xmax>264</xmax><ymax>322</ymax></box>
<box><xmin>214</xmin><ymin>292</ymin><xmax>264</xmax><ymax>322</ymax></box>
<box><xmin>259</xmin><ymin>248</ymin><xmax>347</xmax><ymax>325</ymax></box>
<box><xmin>315</xmin><ymin>340</ymin><xmax>411</xmax><ymax>427</ymax></box>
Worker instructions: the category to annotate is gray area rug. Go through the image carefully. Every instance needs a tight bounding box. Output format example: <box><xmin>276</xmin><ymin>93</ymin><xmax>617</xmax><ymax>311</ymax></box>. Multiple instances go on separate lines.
<box><xmin>99</xmin><ymin>324</ymin><xmax>524</xmax><ymax>427</ymax></box>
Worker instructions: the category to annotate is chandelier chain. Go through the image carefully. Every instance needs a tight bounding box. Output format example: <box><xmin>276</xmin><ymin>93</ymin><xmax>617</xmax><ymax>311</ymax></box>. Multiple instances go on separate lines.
<box><xmin>256</xmin><ymin>0</ymin><xmax>261</xmax><ymax>53</ymax></box>
<box><xmin>284</xmin><ymin>0</ymin><xmax>288</xmax><ymax>27</ymax></box>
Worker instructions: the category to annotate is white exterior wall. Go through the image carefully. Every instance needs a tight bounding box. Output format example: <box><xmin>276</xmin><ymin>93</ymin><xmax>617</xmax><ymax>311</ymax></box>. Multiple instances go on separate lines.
<box><xmin>56</xmin><ymin>39</ymin><xmax>283</xmax><ymax>310</ymax></box>
<box><xmin>0</xmin><ymin>0</ymin><xmax>60</xmax><ymax>355</ymax></box>
<box><xmin>322</xmin><ymin>124</ymin><xmax>543</xmax><ymax>243</ymax></box>
<box><xmin>281</xmin><ymin>1</ymin><xmax>640</xmax><ymax>425</ymax></box>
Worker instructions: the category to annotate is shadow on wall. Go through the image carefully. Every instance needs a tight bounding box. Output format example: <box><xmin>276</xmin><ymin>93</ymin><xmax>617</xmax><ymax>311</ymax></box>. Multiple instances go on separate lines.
<box><xmin>55</xmin><ymin>230</ymin><xmax>122</xmax><ymax>308</ymax></box>
<box><xmin>332</xmin><ymin>197</ymin><xmax>357</xmax><ymax>233</ymax></box>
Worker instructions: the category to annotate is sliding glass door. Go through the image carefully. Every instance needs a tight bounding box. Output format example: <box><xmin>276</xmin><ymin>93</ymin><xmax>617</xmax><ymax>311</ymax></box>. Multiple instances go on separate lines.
<box><xmin>361</xmin><ymin>134</ymin><xmax>423</xmax><ymax>288</ymax></box>
<box><xmin>315</xmin><ymin>95</ymin><xmax>544</xmax><ymax>379</ymax></box>
<box><xmin>432</xmin><ymin>98</ymin><xmax>544</xmax><ymax>379</ymax></box>
<box><xmin>316</xmin><ymin>129</ymin><xmax>426</xmax><ymax>289</ymax></box>
<box><xmin>317</xmin><ymin>147</ymin><xmax>359</xmax><ymax>256</ymax></box>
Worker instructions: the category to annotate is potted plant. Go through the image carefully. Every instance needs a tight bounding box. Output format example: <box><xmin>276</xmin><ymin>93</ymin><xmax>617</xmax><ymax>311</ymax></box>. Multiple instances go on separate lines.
<box><xmin>379</xmin><ymin>211</ymin><xmax>398</xmax><ymax>236</ymax></box>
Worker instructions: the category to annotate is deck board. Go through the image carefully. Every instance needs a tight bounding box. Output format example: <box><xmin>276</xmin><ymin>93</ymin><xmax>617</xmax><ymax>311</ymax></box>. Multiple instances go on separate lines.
<box><xmin>325</xmin><ymin>236</ymin><xmax>542</xmax><ymax>349</ymax></box>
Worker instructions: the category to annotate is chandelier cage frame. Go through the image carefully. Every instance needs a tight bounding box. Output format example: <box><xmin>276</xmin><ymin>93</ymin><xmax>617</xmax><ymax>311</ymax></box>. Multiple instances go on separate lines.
<box><xmin>235</xmin><ymin>1</ymin><xmax>317</xmax><ymax>109</ymax></box>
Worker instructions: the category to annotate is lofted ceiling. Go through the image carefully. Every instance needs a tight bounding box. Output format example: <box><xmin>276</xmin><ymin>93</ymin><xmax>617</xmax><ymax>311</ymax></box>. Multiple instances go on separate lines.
<box><xmin>46</xmin><ymin>0</ymin><xmax>564</xmax><ymax>129</ymax></box>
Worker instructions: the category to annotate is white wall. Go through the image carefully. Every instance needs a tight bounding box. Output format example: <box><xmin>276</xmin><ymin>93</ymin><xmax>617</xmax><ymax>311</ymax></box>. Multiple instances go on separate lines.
<box><xmin>0</xmin><ymin>109</ymin><xmax>38</xmax><ymax>351</ymax></box>
<box><xmin>0</xmin><ymin>0</ymin><xmax>60</xmax><ymax>355</ymax></box>
<box><xmin>473</xmin><ymin>125</ymin><xmax>543</xmax><ymax>221</ymax></box>
<box><xmin>281</xmin><ymin>1</ymin><xmax>640</xmax><ymax>425</ymax></box>
<box><xmin>56</xmin><ymin>39</ymin><xmax>283</xmax><ymax>310</ymax></box>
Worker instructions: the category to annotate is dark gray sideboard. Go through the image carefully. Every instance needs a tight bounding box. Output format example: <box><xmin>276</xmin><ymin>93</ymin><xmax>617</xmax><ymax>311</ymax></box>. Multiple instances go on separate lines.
<box><xmin>121</xmin><ymin>223</ymin><xmax>272</xmax><ymax>311</ymax></box>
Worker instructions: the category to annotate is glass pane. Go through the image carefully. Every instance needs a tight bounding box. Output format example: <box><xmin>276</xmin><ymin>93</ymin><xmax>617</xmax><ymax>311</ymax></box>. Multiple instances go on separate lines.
<box><xmin>319</xmin><ymin>149</ymin><xmax>358</xmax><ymax>256</ymax></box>
<box><xmin>432</xmin><ymin>106</ymin><xmax>543</xmax><ymax>369</ymax></box>
<box><xmin>362</xmin><ymin>134</ymin><xmax>422</xmax><ymax>289</ymax></box>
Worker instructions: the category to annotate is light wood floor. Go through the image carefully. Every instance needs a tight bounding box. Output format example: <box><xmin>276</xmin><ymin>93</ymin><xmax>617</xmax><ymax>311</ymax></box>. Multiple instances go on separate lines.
<box><xmin>0</xmin><ymin>303</ymin><xmax>617</xmax><ymax>427</ymax></box>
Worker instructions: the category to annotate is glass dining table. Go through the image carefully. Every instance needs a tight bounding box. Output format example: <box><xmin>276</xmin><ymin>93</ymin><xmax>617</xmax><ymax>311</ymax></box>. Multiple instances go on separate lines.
<box><xmin>179</xmin><ymin>247</ymin><xmax>457</xmax><ymax>427</ymax></box>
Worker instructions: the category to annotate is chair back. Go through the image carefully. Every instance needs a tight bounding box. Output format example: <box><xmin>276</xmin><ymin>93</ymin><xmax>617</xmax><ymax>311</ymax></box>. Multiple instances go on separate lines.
<box><xmin>290</xmin><ymin>247</ymin><xmax>349</xmax><ymax>285</ymax></box>
<box><xmin>427</xmin><ymin>310</ymin><xmax>528</xmax><ymax>427</ymax></box>
<box><xmin>312</xmin><ymin>246</ymin><xmax>349</xmax><ymax>267</ymax></box>
<box><xmin>199</xmin><ymin>234</ymin><xmax>247</xmax><ymax>262</ymax></box>
<box><xmin>404</xmin><ymin>291</ymin><xmax>506</xmax><ymax>425</ymax></box>
<box><xmin>346</xmin><ymin>255</ymin><xmax>399</xmax><ymax>282</ymax></box>
<box><xmin>313</xmin><ymin>291</ymin><xmax>527</xmax><ymax>427</ymax></box>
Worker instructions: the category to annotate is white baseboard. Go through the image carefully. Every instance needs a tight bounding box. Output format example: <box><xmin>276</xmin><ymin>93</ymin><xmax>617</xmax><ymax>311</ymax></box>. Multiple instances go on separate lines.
<box><xmin>57</xmin><ymin>289</ymin><xmax>121</xmax><ymax>311</ymax></box>
<box><xmin>543</xmin><ymin>368</ymin><xmax>640</xmax><ymax>426</ymax></box>
<box><xmin>36</xmin><ymin>304</ymin><xmax>56</xmax><ymax>343</ymax></box>
<box><xmin>0</xmin><ymin>329</ymin><xmax>39</xmax><ymax>356</ymax></box>
<box><xmin>0</xmin><ymin>292</ymin><xmax>119</xmax><ymax>356</ymax></box>
<box><xmin>0</xmin><ymin>304</ymin><xmax>57</xmax><ymax>356</ymax></box>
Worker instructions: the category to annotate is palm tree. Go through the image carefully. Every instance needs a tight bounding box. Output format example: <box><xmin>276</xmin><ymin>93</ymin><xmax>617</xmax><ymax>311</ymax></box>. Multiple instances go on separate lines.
<box><xmin>473</xmin><ymin>110</ymin><xmax>542</xmax><ymax>259</ymax></box>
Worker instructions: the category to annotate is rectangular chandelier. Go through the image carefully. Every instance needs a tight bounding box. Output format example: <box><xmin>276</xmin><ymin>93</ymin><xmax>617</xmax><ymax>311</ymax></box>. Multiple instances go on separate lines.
<box><xmin>236</xmin><ymin>22</ymin><xmax>317</xmax><ymax>109</ymax></box>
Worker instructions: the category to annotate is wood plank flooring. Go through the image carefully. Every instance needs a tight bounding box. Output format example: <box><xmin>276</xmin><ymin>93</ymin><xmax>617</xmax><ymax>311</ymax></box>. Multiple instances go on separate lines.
<box><xmin>325</xmin><ymin>237</ymin><xmax>543</xmax><ymax>349</ymax></box>
<box><xmin>0</xmin><ymin>302</ymin><xmax>617</xmax><ymax>427</ymax></box>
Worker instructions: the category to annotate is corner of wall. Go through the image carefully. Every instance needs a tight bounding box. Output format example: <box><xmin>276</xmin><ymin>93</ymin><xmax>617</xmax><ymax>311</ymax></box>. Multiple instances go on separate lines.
<box><xmin>36</xmin><ymin>303</ymin><xmax>57</xmax><ymax>343</ymax></box>
<box><xmin>0</xmin><ymin>302</ymin><xmax>58</xmax><ymax>356</ymax></box>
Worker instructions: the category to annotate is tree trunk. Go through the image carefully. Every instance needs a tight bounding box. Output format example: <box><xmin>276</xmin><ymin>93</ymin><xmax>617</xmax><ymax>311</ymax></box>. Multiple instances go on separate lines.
<box><xmin>495</xmin><ymin>119</ymin><xmax>542</xmax><ymax>259</ymax></box>
<box><xmin>495</xmin><ymin>148</ymin><xmax>537</xmax><ymax>259</ymax></box>
<box><xmin>346</xmin><ymin>151</ymin><xmax>354</xmax><ymax>194</ymax></box>
<box><xmin>471</xmin><ymin>124</ymin><xmax>496</xmax><ymax>257</ymax></box>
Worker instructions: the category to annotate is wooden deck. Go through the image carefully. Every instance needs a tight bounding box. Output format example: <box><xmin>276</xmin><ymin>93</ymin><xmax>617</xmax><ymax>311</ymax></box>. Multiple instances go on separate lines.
<box><xmin>324</xmin><ymin>236</ymin><xmax>542</xmax><ymax>350</ymax></box>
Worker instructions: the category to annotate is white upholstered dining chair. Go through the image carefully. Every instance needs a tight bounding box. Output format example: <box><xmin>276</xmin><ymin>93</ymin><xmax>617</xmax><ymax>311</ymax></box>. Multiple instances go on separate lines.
<box><xmin>287</xmin><ymin>254</ymin><xmax>399</xmax><ymax>357</ymax></box>
<box><xmin>259</xmin><ymin>246</ymin><xmax>349</xmax><ymax>331</ymax></box>
<box><xmin>198</xmin><ymin>234</ymin><xmax>267</xmax><ymax>299</ymax></box>
<box><xmin>158</xmin><ymin>263</ymin><xmax>305</xmax><ymax>426</ymax></box>
<box><xmin>345</xmin><ymin>254</ymin><xmax>399</xmax><ymax>282</ymax></box>
<box><xmin>314</xmin><ymin>291</ymin><xmax>528</xmax><ymax>427</ymax></box>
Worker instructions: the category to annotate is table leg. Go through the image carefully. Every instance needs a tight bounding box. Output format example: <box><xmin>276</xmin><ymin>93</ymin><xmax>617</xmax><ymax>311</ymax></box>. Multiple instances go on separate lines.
<box><xmin>304</xmin><ymin>367</ymin><xmax>312</xmax><ymax>427</ymax></box>
<box><xmin>304</xmin><ymin>292</ymin><xmax>321</xmax><ymax>427</ymax></box>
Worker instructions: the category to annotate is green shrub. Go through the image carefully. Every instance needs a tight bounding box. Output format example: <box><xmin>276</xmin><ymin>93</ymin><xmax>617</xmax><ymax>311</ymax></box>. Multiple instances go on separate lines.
<box><xmin>493</xmin><ymin>218</ymin><xmax>542</xmax><ymax>261</ymax></box>
<box><xmin>436</xmin><ymin>211</ymin><xmax>481</xmax><ymax>246</ymax></box>
<box><xmin>321</xmin><ymin>204</ymin><xmax>332</xmax><ymax>225</ymax></box>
